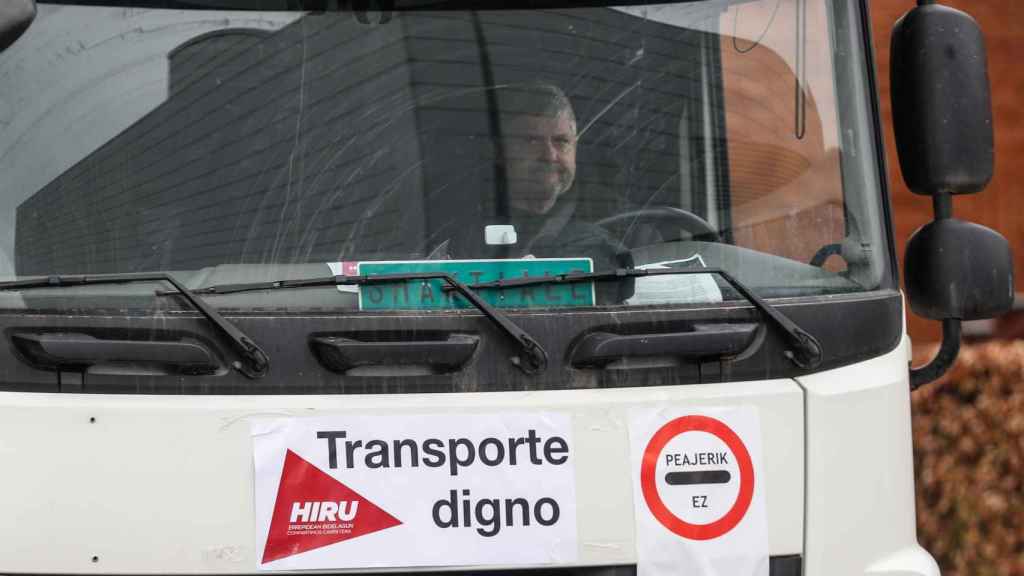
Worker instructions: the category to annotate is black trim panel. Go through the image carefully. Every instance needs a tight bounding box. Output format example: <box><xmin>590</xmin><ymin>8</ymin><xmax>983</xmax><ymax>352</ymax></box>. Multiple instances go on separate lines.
<box><xmin>0</xmin><ymin>291</ymin><xmax>901</xmax><ymax>394</ymax></box>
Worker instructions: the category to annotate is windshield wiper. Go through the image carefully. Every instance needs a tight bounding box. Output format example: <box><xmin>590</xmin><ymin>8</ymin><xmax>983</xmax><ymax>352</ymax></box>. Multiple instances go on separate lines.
<box><xmin>452</xmin><ymin>267</ymin><xmax>823</xmax><ymax>369</ymax></box>
<box><xmin>0</xmin><ymin>273</ymin><xmax>270</xmax><ymax>379</ymax></box>
<box><xmin>182</xmin><ymin>272</ymin><xmax>549</xmax><ymax>375</ymax></box>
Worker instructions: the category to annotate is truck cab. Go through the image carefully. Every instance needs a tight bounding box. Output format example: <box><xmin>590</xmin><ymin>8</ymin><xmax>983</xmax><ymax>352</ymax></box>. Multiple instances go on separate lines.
<box><xmin>0</xmin><ymin>1</ymin><xmax>1009</xmax><ymax>574</ymax></box>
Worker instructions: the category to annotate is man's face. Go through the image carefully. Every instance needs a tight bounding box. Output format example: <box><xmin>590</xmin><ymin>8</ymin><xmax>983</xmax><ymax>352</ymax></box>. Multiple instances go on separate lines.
<box><xmin>502</xmin><ymin>111</ymin><xmax>577</xmax><ymax>215</ymax></box>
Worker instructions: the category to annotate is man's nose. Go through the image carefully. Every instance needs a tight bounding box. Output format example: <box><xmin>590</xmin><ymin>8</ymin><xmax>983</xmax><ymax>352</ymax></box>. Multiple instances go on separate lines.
<box><xmin>538</xmin><ymin>139</ymin><xmax>559</xmax><ymax>161</ymax></box>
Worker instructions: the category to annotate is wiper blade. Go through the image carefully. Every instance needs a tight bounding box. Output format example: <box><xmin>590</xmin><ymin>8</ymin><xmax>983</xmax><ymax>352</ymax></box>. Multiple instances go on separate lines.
<box><xmin>185</xmin><ymin>272</ymin><xmax>549</xmax><ymax>375</ymax></box>
<box><xmin>0</xmin><ymin>273</ymin><xmax>270</xmax><ymax>379</ymax></box>
<box><xmin>453</xmin><ymin>267</ymin><xmax>823</xmax><ymax>369</ymax></box>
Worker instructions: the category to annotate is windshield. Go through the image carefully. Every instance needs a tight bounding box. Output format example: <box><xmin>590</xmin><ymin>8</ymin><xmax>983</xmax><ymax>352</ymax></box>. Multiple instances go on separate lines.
<box><xmin>0</xmin><ymin>0</ymin><xmax>890</xmax><ymax>311</ymax></box>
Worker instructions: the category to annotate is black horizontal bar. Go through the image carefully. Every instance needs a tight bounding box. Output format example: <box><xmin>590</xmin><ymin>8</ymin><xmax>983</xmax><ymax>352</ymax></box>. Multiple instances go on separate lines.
<box><xmin>665</xmin><ymin>470</ymin><xmax>731</xmax><ymax>486</ymax></box>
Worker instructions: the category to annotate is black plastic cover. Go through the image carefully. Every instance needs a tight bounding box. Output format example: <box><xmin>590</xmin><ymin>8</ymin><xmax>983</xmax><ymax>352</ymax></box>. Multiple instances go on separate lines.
<box><xmin>0</xmin><ymin>291</ymin><xmax>901</xmax><ymax>394</ymax></box>
<box><xmin>570</xmin><ymin>323</ymin><xmax>758</xmax><ymax>368</ymax></box>
<box><xmin>312</xmin><ymin>333</ymin><xmax>479</xmax><ymax>374</ymax></box>
<box><xmin>890</xmin><ymin>4</ymin><xmax>993</xmax><ymax>195</ymax></box>
<box><xmin>10</xmin><ymin>332</ymin><xmax>221</xmax><ymax>375</ymax></box>
<box><xmin>904</xmin><ymin>218</ymin><xmax>1013</xmax><ymax>320</ymax></box>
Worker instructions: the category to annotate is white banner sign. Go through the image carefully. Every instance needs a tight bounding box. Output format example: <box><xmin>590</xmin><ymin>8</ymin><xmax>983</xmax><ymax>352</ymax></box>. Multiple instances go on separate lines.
<box><xmin>630</xmin><ymin>406</ymin><xmax>768</xmax><ymax>576</ymax></box>
<box><xmin>252</xmin><ymin>413</ymin><xmax>577</xmax><ymax>570</ymax></box>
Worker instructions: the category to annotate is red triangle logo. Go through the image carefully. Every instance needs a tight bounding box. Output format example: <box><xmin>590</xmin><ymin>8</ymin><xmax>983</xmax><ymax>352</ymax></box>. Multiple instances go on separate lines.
<box><xmin>262</xmin><ymin>450</ymin><xmax>403</xmax><ymax>564</ymax></box>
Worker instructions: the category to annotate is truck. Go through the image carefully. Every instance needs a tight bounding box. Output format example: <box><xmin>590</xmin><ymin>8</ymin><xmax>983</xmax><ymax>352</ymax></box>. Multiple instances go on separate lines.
<box><xmin>0</xmin><ymin>0</ymin><xmax>1010</xmax><ymax>574</ymax></box>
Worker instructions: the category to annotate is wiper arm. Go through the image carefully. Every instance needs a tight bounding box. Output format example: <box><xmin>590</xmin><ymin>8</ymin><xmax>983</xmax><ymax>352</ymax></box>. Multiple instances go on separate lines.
<box><xmin>0</xmin><ymin>273</ymin><xmax>270</xmax><ymax>379</ymax></box>
<box><xmin>452</xmin><ymin>267</ymin><xmax>823</xmax><ymax>369</ymax></box>
<box><xmin>184</xmin><ymin>272</ymin><xmax>549</xmax><ymax>375</ymax></box>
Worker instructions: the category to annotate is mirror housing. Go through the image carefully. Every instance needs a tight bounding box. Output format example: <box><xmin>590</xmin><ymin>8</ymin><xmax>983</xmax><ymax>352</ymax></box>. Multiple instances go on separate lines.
<box><xmin>891</xmin><ymin>4</ymin><xmax>993</xmax><ymax>196</ymax></box>
<box><xmin>0</xmin><ymin>0</ymin><xmax>35</xmax><ymax>54</ymax></box>
<box><xmin>905</xmin><ymin>218</ymin><xmax>1013</xmax><ymax>321</ymax></box>
<box><xmin>893</xmin><ymin>3</ymin><xmax>1010</xmax><ymax>389</ymax></box>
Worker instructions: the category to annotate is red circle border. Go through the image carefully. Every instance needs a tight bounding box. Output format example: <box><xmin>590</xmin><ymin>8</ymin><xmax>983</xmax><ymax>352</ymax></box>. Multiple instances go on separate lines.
<box><xmin>640</xmin><ymin>414</ymin><xmax>754</xmax><ymax>540</ymax></box>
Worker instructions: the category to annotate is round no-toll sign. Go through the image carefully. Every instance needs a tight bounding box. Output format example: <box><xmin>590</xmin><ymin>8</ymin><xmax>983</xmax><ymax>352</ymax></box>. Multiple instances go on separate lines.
<box><xmin>640</xmin><ymin>415</ymin><xmax>754</xmax><ymax>540</ymax></box>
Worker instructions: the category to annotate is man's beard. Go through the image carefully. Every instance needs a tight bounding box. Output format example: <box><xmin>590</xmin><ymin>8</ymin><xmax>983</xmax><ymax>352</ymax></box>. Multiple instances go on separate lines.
<box><xmin>510</xmin><ymin>167</ymin><xmax>572</xmax><ymax>214</ymax></box>
<box><xmin>532</xmin><ymin>164</ymin><xmax>571</xmax><ymax>190</ymax></box>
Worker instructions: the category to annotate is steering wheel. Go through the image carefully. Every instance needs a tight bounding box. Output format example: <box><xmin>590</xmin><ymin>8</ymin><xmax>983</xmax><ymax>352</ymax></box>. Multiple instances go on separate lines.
<box><xmin>595</xmin><ymin>206</ymin><xmax>721</xmax><ymax>244</ymax></box>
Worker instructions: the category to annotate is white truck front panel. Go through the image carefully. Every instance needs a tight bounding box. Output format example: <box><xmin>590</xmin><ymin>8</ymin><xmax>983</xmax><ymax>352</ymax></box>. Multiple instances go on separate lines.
<box><xmin>0</xmin><ymin>338</ymin><xmax>940</xmax><ymax>576</ymax></box>
<box><xmin>797</xmin><ymin>337</ymin><xmax>939</xmax><ymax>576</ymax></box>
<box><xmin>0</xmin><ymin>379</ymin><xmax>802</xmax><ymax>573</ymax></box>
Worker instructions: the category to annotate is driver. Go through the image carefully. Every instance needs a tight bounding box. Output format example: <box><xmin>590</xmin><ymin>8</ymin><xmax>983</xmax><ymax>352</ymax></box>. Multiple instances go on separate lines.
<box><xmin>425</xmin><ymin>82</ymin><xmax>632</xmax><ymax>296</ymax></box>
<box><xmin>491</xmin><ymin>82</ymin><xmax>628</xmax><ymax>267</ymax></box>
<box><xmin>499</xmin><ymin>83</ymin><xmax>578</xmax><ymax>222</ymax></box>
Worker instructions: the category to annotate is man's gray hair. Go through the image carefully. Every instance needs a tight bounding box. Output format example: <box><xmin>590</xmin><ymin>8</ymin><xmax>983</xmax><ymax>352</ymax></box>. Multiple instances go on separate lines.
<box><xmin>496</xmin><ymin>82</ymin><xmax>576</xmax><ymax>129</ymax></box>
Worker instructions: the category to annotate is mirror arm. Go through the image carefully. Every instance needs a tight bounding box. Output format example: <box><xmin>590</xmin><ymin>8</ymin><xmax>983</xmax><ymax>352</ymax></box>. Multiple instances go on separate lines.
<box><xmin>908</xmin><ymin>193</ymin><xmax>960</xmax><ymax>390</ymax></box>
<box><xmin>932</xmin><ymin>192</ymin><xmax>952</xmax><ymax>219</ymax></box>
<box><xmin>909</xmin><ymin>318</ymin><xmax>961</xmax><ymax>390</ymax></box>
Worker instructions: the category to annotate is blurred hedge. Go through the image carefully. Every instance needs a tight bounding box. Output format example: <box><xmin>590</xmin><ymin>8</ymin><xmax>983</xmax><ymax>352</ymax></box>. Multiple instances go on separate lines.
<box><xmin>912</xmin><ymin>340</ymin><xmax>1024</xmax><ymax>576</ymax></box>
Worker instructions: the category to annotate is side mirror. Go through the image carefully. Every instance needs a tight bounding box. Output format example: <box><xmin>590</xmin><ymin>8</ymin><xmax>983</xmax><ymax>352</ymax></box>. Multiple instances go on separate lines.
<box><xmin>891</xmin><ymin>3</ymin><xmax>1013</xmax><ymax>389</ymax></box>
<box><xmin>891</xmin><ymin>3</ymin><xmax>993</xmax><ymax>195</ymax></box>
<box><xmin>0</xmin><ymin>0</ymin><xmax>35</xmax><ymax>54</ymax></box>
<box><xmin>904</xmin><ymin>219</ymin><xmax>1013</xmax><ymax>321</ymax></box>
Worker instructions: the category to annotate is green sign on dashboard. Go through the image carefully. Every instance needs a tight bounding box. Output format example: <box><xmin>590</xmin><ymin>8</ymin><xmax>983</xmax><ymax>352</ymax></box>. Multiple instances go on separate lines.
<box><xmin>357</xmin><ymin>259</ymin><xmax>594</xmax><ymax>310</ymax></box>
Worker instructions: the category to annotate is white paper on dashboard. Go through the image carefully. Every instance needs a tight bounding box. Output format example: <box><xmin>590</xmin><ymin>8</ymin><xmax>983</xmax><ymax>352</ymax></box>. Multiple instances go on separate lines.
<box><xmin>626</xmin><ymin>255</ymin><xmax>723</xmax><ymax>305</ymax></box>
